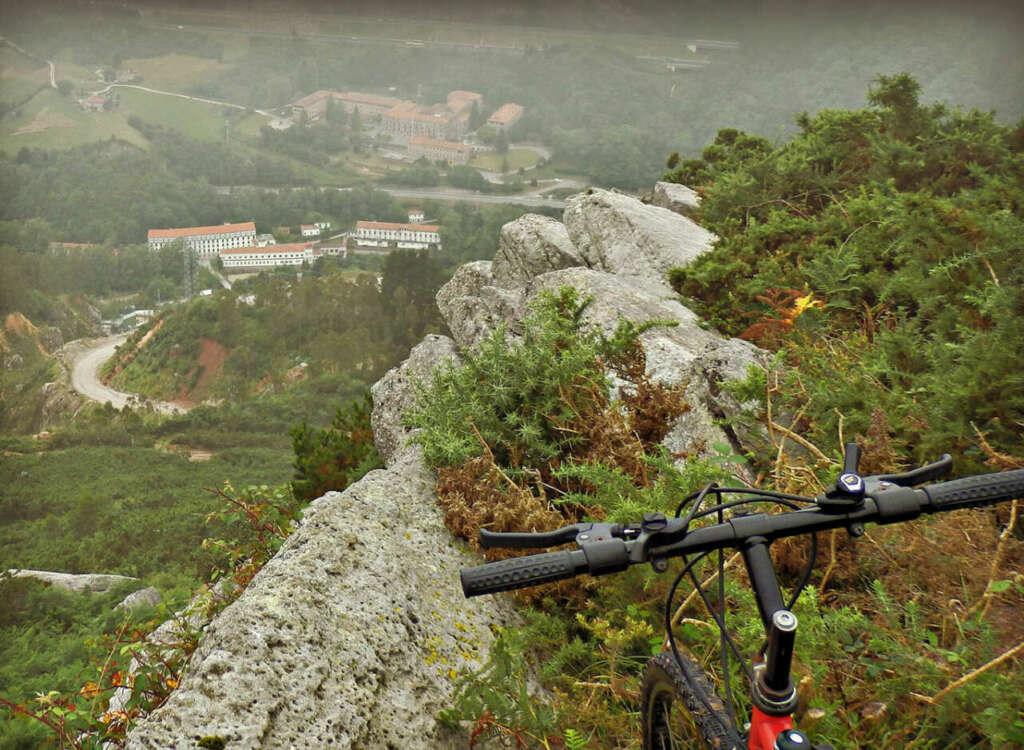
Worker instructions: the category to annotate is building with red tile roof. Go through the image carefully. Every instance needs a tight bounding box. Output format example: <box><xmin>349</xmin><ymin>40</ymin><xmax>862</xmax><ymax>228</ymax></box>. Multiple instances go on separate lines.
<box><xmin>219</xmin><ymin>242</ymin><xmax>315</xmax><ymax>268</ymax></box>
<box><xmin>147</xmin><ymin>222</ymin><xmax>257</xmax><ymax>257</ymax></box>
<box><xmin>487</xmin><ymin>103</ymin><xmax>524</xmax><ymax>131</ymax></box>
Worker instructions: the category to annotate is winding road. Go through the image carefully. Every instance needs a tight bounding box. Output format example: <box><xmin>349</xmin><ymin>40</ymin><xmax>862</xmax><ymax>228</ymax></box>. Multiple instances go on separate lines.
<box><xmin>70</xmin><ymin>335</ymin><xmax>187</xmax><ymax>414</ymax></box>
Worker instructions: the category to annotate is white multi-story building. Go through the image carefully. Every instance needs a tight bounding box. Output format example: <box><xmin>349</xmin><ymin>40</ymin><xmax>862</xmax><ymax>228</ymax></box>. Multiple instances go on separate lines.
<box><xmin>353</xmin><ymin>220</ymin><xmax>440</xmax><ymax>250</ymax></box>
<box><xmin>219</xmin><ymin>242</ymin><xmax>315</xmax><ymax>269</ymax></box>
<box><xmin>148</xmin><ymin>222</ymin><xmax>257</xmax><ymax>258</ymax></box>
<box><xmin>300</xmin><ymin>225</ymin><xmax>321</xmax><ymax>238</ymax></box>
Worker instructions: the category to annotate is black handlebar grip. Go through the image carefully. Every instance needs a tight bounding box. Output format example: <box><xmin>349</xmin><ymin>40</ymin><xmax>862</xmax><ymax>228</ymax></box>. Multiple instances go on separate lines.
<box><xmin>461</xmin><ymin>550</ymin><xmax>585</xmax><ymax>597</ymax></box>
<box><xmin>923</xmin><ymin>469</ymin><xmax>1024</xmax><ymax>511</ymax></box>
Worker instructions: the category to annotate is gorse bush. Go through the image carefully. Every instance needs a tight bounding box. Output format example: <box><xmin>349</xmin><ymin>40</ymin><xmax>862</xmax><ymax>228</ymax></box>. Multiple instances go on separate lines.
<box><xmin>664</xmin><ymin>73</ymin><xmax>1024</xmax><ymax>469</ymax></box>
<box><xmin>405</xmin><ymin>287</ymin><xmax>692</xmax><ymax>560</ymax></box>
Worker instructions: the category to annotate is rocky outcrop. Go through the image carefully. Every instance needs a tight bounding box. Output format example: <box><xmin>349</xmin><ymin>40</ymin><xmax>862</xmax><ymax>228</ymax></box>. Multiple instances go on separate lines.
<box><xmin>370</xmin><ymin>334</ymin><xmax>461</xmax><ymax>466</ymax></box>
<box><xmin>562</xmin><ymin>187</ymin><xmax>716</xmax><ymax>287</ymax></box>
<box><xmin>125</xmin><ymin>451</ymin><xmax>516</xmax><ymax>750</ymax></box>
<box><xmin>6</xmin><ymin>569</ymin><xmax>137</xmax><ymax>594</ymax></box>
<box><xmin>125</xmin><ymin>186</ymin><xmax>762</xmax><ymax>750</ymax></box>
<box><xmin>649</xmin><ymin>181</ymin><xmax>702</xmax><ymax>218</ymax></box>
<box><xmin>434</xmin><ymin>262</ymin><xmax>518</xmax><ymax>351</ymax></box>
<box><xmin>117</xmin><ymin>586</ymin><xmax>162</xmax><ymax>610</ymax></box>
<box><xmin>492</xmin><ymin>214</ymin><xmax>586</xmax><ymax>287</ymax></box>
<box><xmin>39</xmin><ymin>379</ymin><xmax>84</xmax><ymax>427</ymax></box>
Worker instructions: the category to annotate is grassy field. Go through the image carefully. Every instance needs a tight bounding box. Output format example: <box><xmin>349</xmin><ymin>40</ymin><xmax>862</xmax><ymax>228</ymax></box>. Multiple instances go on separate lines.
<box><xmin>118</xmin><ymin>86</ymin><xmax>236</xmax><ymax>141</ymax></box>
<box><xmin>0</xmin><ymin>48</ymin><xmax>49</xmax><ymax>104</ymax></box>
<box><xmin>0</xmin><ymin>88</ymin><xmax>149</xmax><ymax>152</ymax></box>
<box><xmin>121</xmin><ymin>53</ymin><xmax>232</xmax><ymax>93</ymax></box>
<box><xmin>469</xmin><ymin>148</ymin><xmax>540</xmax><ymax>172</ymax></box>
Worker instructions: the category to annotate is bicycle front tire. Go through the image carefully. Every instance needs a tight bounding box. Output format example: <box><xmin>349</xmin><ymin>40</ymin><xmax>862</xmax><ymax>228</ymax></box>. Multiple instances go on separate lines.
<box><xmin>641</xmin><ymin>651</ymin><xmax>738</xmax><ymax>750</ymax></box>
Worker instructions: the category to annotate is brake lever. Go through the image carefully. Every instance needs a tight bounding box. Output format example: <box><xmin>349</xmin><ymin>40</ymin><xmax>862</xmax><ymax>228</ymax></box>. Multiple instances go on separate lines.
<box><xmin>480</xmin><ymin>523</ymin><xmax>620</xmax><ymax>550</ymax></box>
<box><xmin>874</xmin><ymin>454</ymin><xmax>953</xmax><ymax>487</ymax></box>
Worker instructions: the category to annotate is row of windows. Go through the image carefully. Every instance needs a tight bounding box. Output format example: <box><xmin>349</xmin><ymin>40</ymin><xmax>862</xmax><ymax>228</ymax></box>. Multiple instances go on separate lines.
<box><xmin>357</xmin><ymin>230</ymin><xmax>439</xmax><ymax>240</ymax></box>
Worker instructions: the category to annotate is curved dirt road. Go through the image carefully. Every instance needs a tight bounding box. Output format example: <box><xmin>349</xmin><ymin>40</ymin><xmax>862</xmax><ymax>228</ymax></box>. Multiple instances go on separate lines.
<box><xmin>70</xmin><ymin>335</ymin><xmax>187</xmax><ymax>414</ymax></box>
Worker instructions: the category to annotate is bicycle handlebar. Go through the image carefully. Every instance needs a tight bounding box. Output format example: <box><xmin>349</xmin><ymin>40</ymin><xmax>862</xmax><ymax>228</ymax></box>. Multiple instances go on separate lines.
<box><xmin>460</xmin><ymin>467</ymin><xmax>1024</xmax><ymax>598</ymax></box>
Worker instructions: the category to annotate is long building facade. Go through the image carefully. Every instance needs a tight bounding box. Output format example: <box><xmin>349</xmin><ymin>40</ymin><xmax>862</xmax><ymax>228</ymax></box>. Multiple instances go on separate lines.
<box><xmin>353</xmin><ymin>221</ymin><xmax>440</xmax><ymax>250</ymax></box>
<box><xmin>219</xmin><ymin>243</ymin><xmax>315</xmax><ymax>269</ymax></box>
<box><xmin>148</xmin><ymin>222</ymin><xmax>257</xmax><ymax>257</ymax></box>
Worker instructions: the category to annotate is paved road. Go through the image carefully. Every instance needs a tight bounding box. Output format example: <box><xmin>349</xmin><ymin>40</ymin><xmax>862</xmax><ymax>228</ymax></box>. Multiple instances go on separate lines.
<box><xmin>95</xmin><ymin>82</ymin><xmax>274</xmax><ymax>117</ymax></box>
<box><xmin>212</xmin><ymin>183</ymin><xmax>571</xmax><ymax>209</ymax></box>
<box><xmin>70</xmin><ymin>335</ymin><xmax>187</xmax><ymax>414</ymax></box>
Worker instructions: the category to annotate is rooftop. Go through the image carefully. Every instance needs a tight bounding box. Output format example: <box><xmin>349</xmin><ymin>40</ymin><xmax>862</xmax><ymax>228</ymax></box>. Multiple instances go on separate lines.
<box><xmin>356</xmin><ymin>220</ymin><xmax>440</xmax><ymax>233</ymax></box>
<box><xmin>410</xmin><ymin>135</ymin><xmax>470</xmax><ymax>151</ymax></box>
<box><xmin>488</xmin><ymin>103</ymin><xmax>524</xmax><ymax>125</ymax></box>
<box><xmin>148</xmin><ymin>222</ymin><xmax>256</xmax><ymax>240</ymax></box>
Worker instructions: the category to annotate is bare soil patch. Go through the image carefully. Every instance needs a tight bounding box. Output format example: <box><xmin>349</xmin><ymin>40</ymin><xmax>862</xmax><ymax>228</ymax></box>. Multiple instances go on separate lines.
<box><xmin>13</xmin><ymin>107</ymin><xmax>76</xmax><ymax>135</ymax></box>
<box><xmin>172</xmin><ymin>337</ymin><xmax>229</xmax><ymax>407</ymax></box>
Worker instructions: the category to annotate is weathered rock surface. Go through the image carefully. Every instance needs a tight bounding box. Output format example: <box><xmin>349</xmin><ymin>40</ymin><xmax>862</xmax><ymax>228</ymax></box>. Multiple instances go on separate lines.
<box><xmin>650</xmin><ymin>181</ymin><xmax>702</xmax><ymax>218</ymax></box>
<box><xmin>39</xmin><ymin>379</ymin><xmax>84</xmax><ymax>428</ymax></box>
<box><xmin>371</xmin><ymin>334</ymin><xmax>461</xmax><ymax>466</ymax></box>
<box><xmin>492</xmin><ymin>213</ymin><xmax>586</xmax><ymax>288</ymax></box>
<box><xmin>6</xmin><ymin>569</ymin><xmax>137</xmax><ymax>594</ymax></box>
<box><xmin>435</xmin><ymin>261</ymin><xmax>522</xmax><ymax>350</ymax></box>
<box><xmin>563</xmin><ymin>187</ymin><xmax>716</xmax><ymax>287</ymax></box>
<box><xmin>125</xmin><ymin>450</ymin><xmax>516</xmax><ymax>750</ymax></box>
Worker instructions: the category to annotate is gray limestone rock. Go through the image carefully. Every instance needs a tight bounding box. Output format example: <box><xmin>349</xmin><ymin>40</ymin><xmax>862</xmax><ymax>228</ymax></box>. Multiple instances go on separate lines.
<box><xmin>492</xmin><ymin>214</ymin><xmax>586</xmax><ymax>288</ymax></box>
<box><xmin>371</xmin><ymin>334</ymin><xmax>461</xmax><ymax>467</ymax></box>
<box><xmin>124</xmin><ymin>449</ymin><xmax>517</xmax><ymax>750</ymax></box>
<box><xmin>650</xmin><ymin>181</ymin><xmax>702</xmax><ymax>218</ymax></box>
<box><xmin>435</xmin><ymin>261</ymin><xmax>522</xmax><ymax>349</ymax></box>
<box><xmin>563</xmin><ymin>187</ymin><xmax>716</xmax><ymax>287</ymax></box>
<box><xmin>6</xmin><ymin>569</ymin><xmax>137</xmax><ymax>594</ymax></box>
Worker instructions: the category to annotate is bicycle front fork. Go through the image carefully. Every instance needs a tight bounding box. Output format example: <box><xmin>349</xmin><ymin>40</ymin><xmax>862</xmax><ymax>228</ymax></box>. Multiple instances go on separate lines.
<box><xmin>742</xmin><ymin>540</ymin><xmax>831</xmax><ymax>750</ymax></box>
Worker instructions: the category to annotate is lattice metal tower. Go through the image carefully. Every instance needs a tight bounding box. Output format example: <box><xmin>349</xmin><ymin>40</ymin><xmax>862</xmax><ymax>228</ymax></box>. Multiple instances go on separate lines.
<box><xmin>183</xmin><ymin>246</ymin><xmax>199</xmax><ymax>299</ymax></box>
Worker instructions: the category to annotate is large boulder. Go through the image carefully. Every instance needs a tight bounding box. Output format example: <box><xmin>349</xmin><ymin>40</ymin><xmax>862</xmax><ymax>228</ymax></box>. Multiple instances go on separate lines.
<box><xmin>492</xmin><ymin>214</ymin><xmax>586</xmax><ymax>288</ymax></box>
<box><xmin>116</xmin><ymin>586</ymin><xmax>163</xmax><ymax>611</ymax></box>
<box><xmin>124</xmin><ymin>450</ymin><xmax>517</xmax><ymax>750</ymax></box>
<box><xmin>123</xmin><ymin>185</ymin><xmax>765</xmax><ymax>750</ymax></box>
<box><xmin>563</xmin><ymin>187</ymin><xmax>716</xmax><ymax>287</ymax></box>
<box><xmin>435</xmin><ymin>262</ymin><xmax>522</xmax><ymax>350</ymax></box>
<box><xmin>649</xmin><ymin>181</ymin><xmax>702</xmax><ymax>218</ymax></box>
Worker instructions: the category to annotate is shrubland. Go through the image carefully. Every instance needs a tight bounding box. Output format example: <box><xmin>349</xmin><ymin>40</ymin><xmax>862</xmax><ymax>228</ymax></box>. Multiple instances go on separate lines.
<box><xmin>407</xmin><ymin>77</ymin><xmax>1024</xmax><ymax>748</ymax></box>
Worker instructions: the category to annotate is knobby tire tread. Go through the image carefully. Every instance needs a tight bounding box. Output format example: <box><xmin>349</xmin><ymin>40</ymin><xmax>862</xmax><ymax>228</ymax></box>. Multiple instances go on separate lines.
<box><xmin>641</xmin><ymin>651</ymin><xmax>737</xmax><ymax>750</ymax></box>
